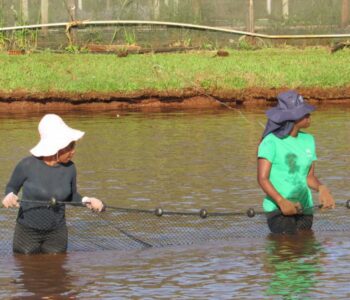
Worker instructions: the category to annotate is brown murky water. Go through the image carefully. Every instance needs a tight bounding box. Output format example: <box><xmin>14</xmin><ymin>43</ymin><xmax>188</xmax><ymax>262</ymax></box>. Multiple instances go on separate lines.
<box><xmin>1</xmin><ymin>107</ymin><xmax>350</xmax><ymax>299</ymax></box>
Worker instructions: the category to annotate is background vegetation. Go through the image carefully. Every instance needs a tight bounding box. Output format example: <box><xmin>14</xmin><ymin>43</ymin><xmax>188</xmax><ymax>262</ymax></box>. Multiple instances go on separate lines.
<box><xmin>0</xmin><ymin>48</ymin><xmax>348</xmax><ymax>94</ymax></box>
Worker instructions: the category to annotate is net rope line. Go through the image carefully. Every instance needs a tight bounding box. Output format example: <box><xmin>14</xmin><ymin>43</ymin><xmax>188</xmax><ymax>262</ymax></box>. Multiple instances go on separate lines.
<box><xmin>0</xmin><ymin>199</ymin><xmax>349</xmax><ymax>255</ymax></box>
<box><xmin>15</xmin><ymin>198</ymin><xmax>330</xmax><ymax>216</ymax></box>
<box><xmin>1</xmin><ymin>20</ymin><xmax>350</xmax><ymax>39</ymax></box>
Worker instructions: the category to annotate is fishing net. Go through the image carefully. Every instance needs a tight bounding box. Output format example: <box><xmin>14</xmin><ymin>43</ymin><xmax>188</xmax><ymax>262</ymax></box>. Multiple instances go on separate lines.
<box><xmin>0</xmin><ymin>202</ymin><xmax>349</xmax><ymax>256</ymax></box>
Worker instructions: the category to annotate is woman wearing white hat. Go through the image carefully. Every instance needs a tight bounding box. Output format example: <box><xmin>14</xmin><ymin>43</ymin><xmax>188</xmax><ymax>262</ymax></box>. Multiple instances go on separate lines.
<box><xmin>258</xmin><ymin>91</ymin><xmax>335</xmax><ymax>234</ymax></box>
<box><xmin>2</xmin><ymin>114</ymin><xmax>104</xmax><ymax>254</ymax></box>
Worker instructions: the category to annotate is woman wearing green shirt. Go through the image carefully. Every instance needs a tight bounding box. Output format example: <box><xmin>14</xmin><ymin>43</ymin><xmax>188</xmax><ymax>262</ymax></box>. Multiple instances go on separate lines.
<box><xmin>257</xmin><ymin>91</ymin><xmax>335</xmax><ymax>234</ymax></box>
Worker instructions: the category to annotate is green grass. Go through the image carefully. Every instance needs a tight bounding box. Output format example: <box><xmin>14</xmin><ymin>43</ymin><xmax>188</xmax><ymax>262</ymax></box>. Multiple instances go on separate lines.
<box><xmin>0</xmin><ymin>48</ymin><xmax>349</xmax><ymax>94</ymax></box>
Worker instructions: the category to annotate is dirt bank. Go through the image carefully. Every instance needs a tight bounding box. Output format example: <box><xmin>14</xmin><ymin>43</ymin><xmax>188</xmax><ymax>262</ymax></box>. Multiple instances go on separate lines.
<box><xmin>0</xmin><ymin>87</ymin><xmax>350</xmax><ymax>112</ymax></box>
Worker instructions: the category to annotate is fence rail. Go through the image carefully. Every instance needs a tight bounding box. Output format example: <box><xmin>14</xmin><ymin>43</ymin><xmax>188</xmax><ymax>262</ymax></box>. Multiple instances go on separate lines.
<box><xmin>1</xmin><ymin>20</ymin><xmax>350</xmax><ymax>40</ymax></box>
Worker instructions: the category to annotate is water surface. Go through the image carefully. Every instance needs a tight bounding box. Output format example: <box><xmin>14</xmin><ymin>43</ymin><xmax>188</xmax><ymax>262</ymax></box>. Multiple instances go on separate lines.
<box><xmin>1</xmin><ymin>107</ymin><xmax>350</xmax><ymax>299</ymax></box>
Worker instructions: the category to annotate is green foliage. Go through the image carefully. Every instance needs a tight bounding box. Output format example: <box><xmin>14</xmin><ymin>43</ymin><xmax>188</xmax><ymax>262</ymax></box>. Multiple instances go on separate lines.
<box><xmin>0</xmin><ymin>5</ymin><xmax>38</xmax><ymax>51</ymax></box>
<box><xmin>0</xmin><ymin>32</ymin><xmax>8</xmax><ymax>51</ymax></box>
<box><xmin>85</xmin><ymin>29</ymin><xmax>104</xmax><ymax>44</ymax></box>
<box><xmin>201</xmin><ymin>42</ymin><xmax>214</xmax><ymax>50</ymax></box>
<box><xmin>123</xmin><ymin>28</ymin><xmax>136</xmax><ymax>45</ymax></box>
<box><xmin>64</xmin><ymin>44</ymin><xmax>80</xmax><ymax>53</ymax></box>
<box><xmin>64</xmin><ymin>44</ymin><xmax>89</xmax><ymax>54</ymax></box>
<box><xmin>237</xmin><ymin>36</ymin><xmax>255</xmax><ymax>50</ymax></box>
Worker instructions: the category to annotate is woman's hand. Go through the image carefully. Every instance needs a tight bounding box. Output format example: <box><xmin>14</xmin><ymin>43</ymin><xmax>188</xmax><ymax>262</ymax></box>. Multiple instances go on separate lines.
<box><xmin>82</xmin><ymin>197</ymin><xmax>105</xmax><ymax>212</ymax></box>
<box><xmin>2</xmin><ymin>192</ymin><xmax>19</xmax><ymax>208</ymax></box>
<box><xmin>307</xmin><ymin>165</ymin><xmax>335</xmax><ymax>209</ymax></box>
<box><xmin>318</xmin><ymin>185</ymin><xmax>335</xmax><ymax>209</ymax></box>
<box><xmin>278</xmin><ymin>197</ymin><xmax>301</xmax><ymax>216</ymax></box>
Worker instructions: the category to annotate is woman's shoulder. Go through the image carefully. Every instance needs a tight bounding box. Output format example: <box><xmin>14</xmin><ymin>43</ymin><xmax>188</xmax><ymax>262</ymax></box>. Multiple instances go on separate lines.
<box><xmin>11</xmin><ymin>156</ymin><xmax>39</xmax><ymax>173</ymax></box>
<box><xmin>18</xmin><ymin>155</ymin><xmax>37</xmax><ymax>166</ymax></box>
<box><xmin>262</xmin><ymin>133</ymin><xmax>276</xmax><ymax>141</ymax></box>
<box><xmin>261</xmin><ymin>133</ymin><xmax>278</xmax><ymax>144</ymax></box>
<box><xmin>298</xmin><ymin>131</ymin><xmax>315</xmax><ymax>141</ymax></box>
<box><xmin>61</xmin><ymin>161</ymin><xmax>77</xmax><ymax>173</ymax></box>
<box><xmin>259</xmin><ymin>133</ymin><xmax>278</xmax><ymax>150</ymax></box>
<box><xmin>62</xmin><ymin>161</ymin><xmax>75</xmax><ymax>167</ymax></box>
<box><xmin>18</xmin><ymin>156</ymin><xmax>76</xmax><ymax>168</ymax></box>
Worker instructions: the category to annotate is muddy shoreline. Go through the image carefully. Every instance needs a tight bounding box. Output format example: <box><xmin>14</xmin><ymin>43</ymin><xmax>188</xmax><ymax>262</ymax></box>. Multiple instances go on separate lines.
<box><xmin>0</xmin><ymin>87</ymin><xmax>350</xmax><ymax>112</ymax></box>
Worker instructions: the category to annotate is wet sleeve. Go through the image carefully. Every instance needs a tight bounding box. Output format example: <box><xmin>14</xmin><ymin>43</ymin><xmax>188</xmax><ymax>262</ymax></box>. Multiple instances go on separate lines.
<box><xmin>257</xmin><ymin>136</ymin><xmax>276</xmax><ymax>163</ymax></box>
<box><xmin>70</xmin><ymin>164</ymin><xmax>83</xmax><ymax>203</ymax></box>
<box><xmin>5</xmin><ymin>159</ymin><xmax>27</xmax><ymax>196</ymax></box>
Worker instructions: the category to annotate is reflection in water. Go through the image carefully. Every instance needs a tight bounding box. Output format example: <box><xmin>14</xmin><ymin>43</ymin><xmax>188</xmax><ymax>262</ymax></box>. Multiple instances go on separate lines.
<box><xmin>12</xmin><ymin>254</ymin><xmax>76</xmax><ymax>299</ymax></box>
<box><xmin>264</xmin><ymin>232</ymin><xmax>323</xmax><ymax>299</ymax></box>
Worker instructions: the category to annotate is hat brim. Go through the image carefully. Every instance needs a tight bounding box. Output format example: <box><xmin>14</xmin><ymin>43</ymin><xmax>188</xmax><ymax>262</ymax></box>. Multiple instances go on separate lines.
<box><xmin>266</xmin><ymin>103</ymin><xmax>315</xmax><ymax>123</ymax></box>
<box><xmin>30</xmin><ymin>129</ymin><xmax>84</xmax><ymax>157</ymax></box>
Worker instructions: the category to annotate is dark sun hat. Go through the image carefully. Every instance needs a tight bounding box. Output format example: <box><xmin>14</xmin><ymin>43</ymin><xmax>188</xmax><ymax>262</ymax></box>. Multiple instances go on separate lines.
<box><xmin>266</xmin><ymin>90</ymin><xmax>315</xmax><ymax>123</ymax></box>
<box><xmin>262</xmin><ymin>91</ymin><xmax>315</xmax><ymax>139</ymax></box>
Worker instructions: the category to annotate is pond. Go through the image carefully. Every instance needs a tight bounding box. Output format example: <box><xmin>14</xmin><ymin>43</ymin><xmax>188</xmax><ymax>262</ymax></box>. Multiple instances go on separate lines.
<box><xmin>1</xmin><ymin>107</ymin><xmax>350</xmax><ymax>299</ymax></box>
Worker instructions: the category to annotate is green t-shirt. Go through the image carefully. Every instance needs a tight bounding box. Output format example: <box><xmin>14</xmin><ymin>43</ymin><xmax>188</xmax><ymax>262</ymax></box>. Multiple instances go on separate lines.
<box><xmin>258</xmin><ymin>132</ymin><xmax>317</xmax><ymax>212</ymax></box>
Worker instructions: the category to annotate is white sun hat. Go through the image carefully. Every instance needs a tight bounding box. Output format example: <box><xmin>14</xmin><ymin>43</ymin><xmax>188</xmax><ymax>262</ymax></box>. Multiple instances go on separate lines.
<box><xmin>30</xmin><ymin>114</ymin><xmax>85</xmax><ymax>157</ymax></box>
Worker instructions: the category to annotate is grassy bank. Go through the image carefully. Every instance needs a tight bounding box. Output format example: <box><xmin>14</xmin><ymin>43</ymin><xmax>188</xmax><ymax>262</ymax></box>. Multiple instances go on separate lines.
<box><xmin>0</xmin><ymin>48</ymin><xmax>349</xmax><ymax>94</ymax></box>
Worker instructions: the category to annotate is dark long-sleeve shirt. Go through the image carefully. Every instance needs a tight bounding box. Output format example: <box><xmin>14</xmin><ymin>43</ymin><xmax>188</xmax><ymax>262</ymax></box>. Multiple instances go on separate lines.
<box><xmin>5</xmin><ymin>156</ymin><xmax>83</xmax><ymax>230</ymax></box>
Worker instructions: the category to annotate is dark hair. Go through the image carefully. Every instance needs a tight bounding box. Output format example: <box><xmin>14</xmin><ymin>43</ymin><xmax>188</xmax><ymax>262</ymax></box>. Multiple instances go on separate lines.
<box><xmin>59</xmin><ymin>141</ymin><xmax>76</xmax><ymax>154</ymax></box>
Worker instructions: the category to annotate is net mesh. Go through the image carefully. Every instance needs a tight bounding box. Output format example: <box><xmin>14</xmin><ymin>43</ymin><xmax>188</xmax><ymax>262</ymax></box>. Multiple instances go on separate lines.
<box><xmin>1</xmin><ymin>204</ymin><xmax>349</xmax><ymax>256</ymax></box>
<box><xmin>0</xmin><ymin>0</ymin><xmax>349</xmax><ymax>52</ymax></box>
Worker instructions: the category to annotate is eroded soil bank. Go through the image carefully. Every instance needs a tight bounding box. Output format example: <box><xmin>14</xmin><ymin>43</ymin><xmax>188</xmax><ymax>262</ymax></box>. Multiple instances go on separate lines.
<box><xmin>0</xmin><ymin>87</ymin><xmax>350</xmax><ymax>112</ymax></box>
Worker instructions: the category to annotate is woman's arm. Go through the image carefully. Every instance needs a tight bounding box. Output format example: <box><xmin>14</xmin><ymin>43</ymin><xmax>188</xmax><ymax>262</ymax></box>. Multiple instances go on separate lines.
<box><xmin>307</xmin><ymin>163</ymin><xmax>335</xmax><ymax>208</ymax></box>
<box><xmin>70</xmin><ymin>166</ymin><xmax>83</xmax><ymax>203</ymax></box>
<box><xmin>5</xmin><ymin>159</ymin><xmax>27</xmax><ymax>196</ymax></box>
<box><xmin>258</xmin><ymin>158</ymin><xmax>300</xmax><ymax>215</ymax></box>
<box><xmin>307</xmin><ymin>163</ymin><xmax>322</xmax><ymax>191</ymax></box>
<box><xmin>71</xmin><ymin>164</ymin><xmax>104</xmax><ymax>212</ymax></box>
<box><xmin>2</xmin><ymin>159</ymin><xmax>27</xmax><ymax>208</ymax></box>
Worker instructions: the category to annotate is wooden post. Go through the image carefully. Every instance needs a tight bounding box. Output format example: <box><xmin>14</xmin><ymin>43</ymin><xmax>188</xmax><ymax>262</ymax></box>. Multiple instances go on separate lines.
<box><xmin>154</xmin><ymin>0</ymin><xmax>160</xmax><ymax>19</ymax></box>
<box><xmin>21</xmin><ymin>0</ymin><xmax>29</xmax><ymax>22</ymax></box>
<box><xmin>341</xmin><ymin>0</ymin><xmax>349</xmax><ymax>28</ymax></box>
<box><xmin>66</xmin><ymin>0</ymin><xmax>77</xmax><ymax>45</ymax></box>
<box><xmin>267</xmin><ymin>0</ymin><xmax>272</xmax><ymax>15</ymax></box>
<box><xmin>174</xmin><ymin>0</ymin><xmax>179</xmax><ymax>14</ymax></box>
<box><xmin>193</xmin><ymin>0</ymin><xmax>201</xmax><ymax>21</ymax></box>
<box><xmin>41</xmin><ymin>0</ymin><xmax>49</xmax><ymax>34</ymax></box>
<box><xmin>67</xmin><ymin>0</ymin><xmax>76</xmax><ymax>21</ymax></box>
<box><xmin>282</xmin><ymin>0</ymin><xmax>289</xmax><ymax>19</ymax></box>
<box><xmin>41</xmin><ymin>0</ymin><xmax>49</xmax><ymax>23</ymax></box>
<box><xmin>247</xmin><ymin>0</ymin><xmax>254</xmax><ymax>32</ymax></box>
